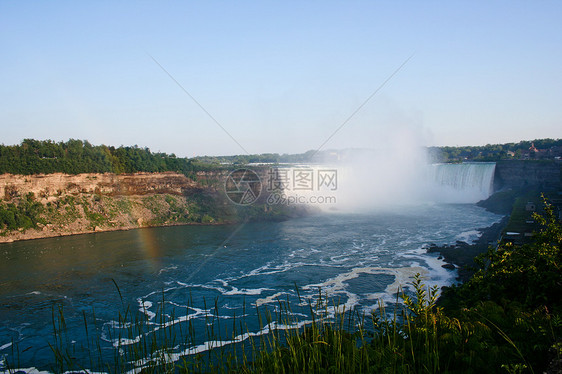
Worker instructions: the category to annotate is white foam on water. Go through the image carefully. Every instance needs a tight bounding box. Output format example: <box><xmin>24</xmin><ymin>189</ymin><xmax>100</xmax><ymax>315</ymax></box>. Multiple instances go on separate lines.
<box><xmin>0</xmin><ymin>368</ymin><xmax>51</xmax><ymax>374</ymax></box>
<box><xmin>158</xmin><ymin>265</ymin><xmax>178</xmax><ymax>275</ymax></box>
<box><xmin>299</xmin><ymin>266</ymin><xmax>428</xmax><ymax>313</ymax></box>
<box><xmin>255</xmin><ymin>292</ymin><xmax>289</xmax><ymax>306</ymax></box>
<box><xmin>419</xmin><ymin>253</ymin><xmax>457</xmax><ymax>288</ymax></box>
<box><xmin>105</xmin><ymin>307</ymin><xmax>211</xmax><ymax>348</ymax></box>
<box><xmin>455</xmin><ymin>230</ymin><xmax>480</xmax><ymax>243</ymax></box>
<box><xmin>1</xmin><ymin>367</ymin><xmax>108</xmax><ymax>374</ymax></box>
<box><xmin>242</xmin><ymin>262</ymin><xmax>294</xmax><ymax>277</ymax></box>
<box><xmin>138</xmin><ymin>300</ymin><xmax>156</xmax><ymax>320</ymax></box>
<box><xmin>401</xmin><ymin>245</ymin><xmax>457</xmax><ymax>290</ymax></box>
<box><xmin>124</xmin><ymin>319</ymin><xmax>314</xmax><ymax>374</ymax></box>
<box><xmin>329</xmin><ymin>255</ymin><xmax>351</xmax><ymax>263</ymax></box>
<box><xmin>223</xmin><ymin>287</ymin><xmax>271</xmax><ymax>296</ymax></box>
<box><xmin>165</xmin><ymin>300</ymin><xmax>187</xmax><ymax>308</ymax></box>
<box><xmin>113</xmin><ymin>335</ymin><xmax>142</xmax><ymax>347</ymax></box>
<box><xmin>197</xmin><ymin>278</ymin><xmax>273</xmax><ymax>296</ymax></box>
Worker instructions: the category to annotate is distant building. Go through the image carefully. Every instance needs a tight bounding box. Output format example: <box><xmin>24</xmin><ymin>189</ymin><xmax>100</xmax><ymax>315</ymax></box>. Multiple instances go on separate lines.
<box><xmin>521</xmin><ymin>143</ymin><xmax>551</xmax><ymax>160</ymax></box>
<box><xmin>522</xmin><ymin>143</ymin><xmax>539</xmax><ymax>159</ymax></box>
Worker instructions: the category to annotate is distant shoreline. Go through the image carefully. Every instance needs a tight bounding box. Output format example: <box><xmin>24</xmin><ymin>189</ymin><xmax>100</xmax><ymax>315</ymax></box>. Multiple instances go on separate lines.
<box><xmin>0</xmin><ymin>220</ymin><xmax>235</xmax><ymax>244</ymax></box>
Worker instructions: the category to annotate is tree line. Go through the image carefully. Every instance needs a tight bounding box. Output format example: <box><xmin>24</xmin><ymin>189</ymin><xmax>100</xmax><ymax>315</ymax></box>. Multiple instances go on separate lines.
<box><xmin>428</xmin><ymin>138</ymin><xmax>562</xmax><ymax>162</ymax></box>
<box><xmin>2</xmin><ymin>138</ymin><xmax>561</xmax><ymax>176</ymax></box>
<box><xmin>0</xmin><ymin>139</ymin><xmax>219</xmax><ymax>176</ymax></box>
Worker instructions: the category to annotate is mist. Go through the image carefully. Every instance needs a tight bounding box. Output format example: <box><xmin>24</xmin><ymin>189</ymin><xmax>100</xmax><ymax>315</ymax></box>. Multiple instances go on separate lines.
<box><xmin>280</xmin><ymin>126</ymin><xmax>496</xmax><ymax>212</ymax></box>
<box><xmin>327</xmin><ymin>130</ymin><xmax>429</xmax><ymax>212</ymax></box>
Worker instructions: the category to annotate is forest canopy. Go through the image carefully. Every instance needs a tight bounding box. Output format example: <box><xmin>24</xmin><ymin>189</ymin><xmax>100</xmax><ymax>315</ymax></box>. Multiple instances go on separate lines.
<box><xmin>0</xmin><ymin>139</ymin><xmax>218</xmax><ymax>176</ymax></box>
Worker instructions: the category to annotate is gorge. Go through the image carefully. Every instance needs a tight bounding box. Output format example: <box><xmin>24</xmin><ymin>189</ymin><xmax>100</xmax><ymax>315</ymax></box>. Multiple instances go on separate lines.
<box><xmin>0</xmin><ymin>160</ymin><xmax>559</xmax><ymax>243</ymax></box>
<box><xmin>0</xmin><ymin>159</ymin><xmax>559</xmax><ymax>372</ymax></box>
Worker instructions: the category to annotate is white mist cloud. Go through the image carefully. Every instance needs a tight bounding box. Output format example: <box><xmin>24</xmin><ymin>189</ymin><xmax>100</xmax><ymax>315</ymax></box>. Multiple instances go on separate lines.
<box><xmin>278</xmin><ymin>122</ymin><xmax>496</xmax><ymax>212</ymax></box>
<box><xmin>330</xmin><ymin>124</ymin><xmax>430</xmax><ymax>212</ymax></box>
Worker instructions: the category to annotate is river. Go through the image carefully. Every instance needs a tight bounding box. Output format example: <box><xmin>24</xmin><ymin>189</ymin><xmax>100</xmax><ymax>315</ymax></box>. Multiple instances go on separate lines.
<box><xmin>0</xmin><ymin>203</ymin><xmax>501</xmax><ymax>372</ymax></box>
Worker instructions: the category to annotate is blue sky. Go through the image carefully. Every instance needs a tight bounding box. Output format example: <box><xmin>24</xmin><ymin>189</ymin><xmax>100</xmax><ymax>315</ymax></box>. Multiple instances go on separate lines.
<box><xmin>1</xmin><ymin>1</ymin><xmax>561</xmax><ymax>156</ymax></box>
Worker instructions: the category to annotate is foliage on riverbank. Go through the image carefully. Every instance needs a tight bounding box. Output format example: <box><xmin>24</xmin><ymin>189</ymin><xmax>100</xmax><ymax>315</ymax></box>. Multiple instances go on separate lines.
<box><xmin>438</xmin><ymin>196</ymin><xmax>562</xmax><ymax>372</ymax></box>
<box><xmin>0</xmin><ymin>191</ymin><xmax>217</xmax><ymax>240</ymax></box>
<box><xmin>0</xmin><ymin>192</ymin><xmax>44</xmax><ymax>232</ymax></box>
<box><xmin>0</xmin><ymin>189</ymin><xmax>313</xmax><ymax>242</ymax></box>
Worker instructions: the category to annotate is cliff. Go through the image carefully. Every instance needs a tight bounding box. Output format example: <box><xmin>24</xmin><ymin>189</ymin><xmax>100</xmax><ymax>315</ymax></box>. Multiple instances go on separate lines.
<box><xmin>494</xmin><ymin>160</ymin><xmax>561</xmax><ymax>191</ymax></box>
<box><xmin>0</xmin><ymin>170</ymin><xmax>313</xmax><ymax>243</ymax></box>
<box><xmin>0</xmin><ymin>172</ymin><xmax>221</xmax><ymax>243</ymax></box>
<box><xmin>0</xmin><ymin>172</ymin><xmax>203</xmax><ymax>200</ymax></box>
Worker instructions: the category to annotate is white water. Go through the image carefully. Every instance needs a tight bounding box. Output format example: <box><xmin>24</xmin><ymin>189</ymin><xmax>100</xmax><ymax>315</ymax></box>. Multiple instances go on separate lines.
<box><xmin>425</xmin><ymin>162</ymin><xmax>496</xmax><ymax>204</ymax></box>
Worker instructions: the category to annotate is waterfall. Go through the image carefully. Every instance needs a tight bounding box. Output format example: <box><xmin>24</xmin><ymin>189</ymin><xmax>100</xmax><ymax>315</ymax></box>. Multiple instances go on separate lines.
<box><xmin>259</xmin><ymin>161</ymin><xmax>496</xmax><ymax>210</ymax></box>
<box><xmin>426</xmin><ymin>162</ymin><xmax>496</xmax><ymax>203</ymax></box>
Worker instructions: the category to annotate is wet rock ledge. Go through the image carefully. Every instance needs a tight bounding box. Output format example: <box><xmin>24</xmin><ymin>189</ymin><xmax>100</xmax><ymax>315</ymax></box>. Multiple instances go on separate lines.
<box><xmin>426</xmin><ymin>216</ymin><xmax>509</xmax><ymax>282</ymax></box>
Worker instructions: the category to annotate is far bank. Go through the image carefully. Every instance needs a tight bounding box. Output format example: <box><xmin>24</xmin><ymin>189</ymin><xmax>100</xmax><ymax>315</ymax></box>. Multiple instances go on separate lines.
<box><xmin>0</xmin><ymin>171</ymin><xmax>312</xmax><ymax>243</ymax></box>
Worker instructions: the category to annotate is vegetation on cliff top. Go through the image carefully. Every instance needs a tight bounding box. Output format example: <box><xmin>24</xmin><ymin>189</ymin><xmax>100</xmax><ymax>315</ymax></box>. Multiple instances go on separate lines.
<box><xmin>0</xmin><ymin>138</ymin><xmax>220</xmax><ymax>176</ymax></box>
<box><xmin>1</xmin><ymin>138</ymin><xmax>560</xmax><ymax>177</ymax></box>
<box><xmin>428</xmin><ymin>138</ymin><xmax>562</xmax><ymax>163</ymax></box>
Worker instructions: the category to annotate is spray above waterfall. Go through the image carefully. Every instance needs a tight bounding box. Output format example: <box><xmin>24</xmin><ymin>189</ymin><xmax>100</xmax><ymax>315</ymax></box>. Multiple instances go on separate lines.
<box><xmin>270</xmin><ymin>156</ymin><xmax>497</xmax><ymax>211</ymax></box>
<box><xmin>225</xmin><ymin>126</ymin><xmax>497</xmax><ymax>210</ymax></box>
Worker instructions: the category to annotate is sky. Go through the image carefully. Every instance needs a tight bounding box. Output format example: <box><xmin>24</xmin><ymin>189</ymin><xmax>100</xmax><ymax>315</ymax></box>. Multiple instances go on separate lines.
<box><xmin>1</xmin><ymin>1</ymin><xmax>561</xmax><ymax>157</ymax></box>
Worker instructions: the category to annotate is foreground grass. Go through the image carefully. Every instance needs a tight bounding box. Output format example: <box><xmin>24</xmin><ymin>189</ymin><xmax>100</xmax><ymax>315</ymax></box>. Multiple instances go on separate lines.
<box><xmin>14</xmin><ymin>274</ymin><xmax>555</xmax><ymax>374</ymax></box>
<box><xmin>40</xmin><ymin>279</ymin><xmax>458</xmax><ymax>373</ymax></box>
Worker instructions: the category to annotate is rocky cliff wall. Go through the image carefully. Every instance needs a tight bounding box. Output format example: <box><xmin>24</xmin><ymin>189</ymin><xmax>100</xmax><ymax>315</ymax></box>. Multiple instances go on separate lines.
<box><xmin>0</xmin><ymin>169</ymin><xmax>309</xmax><ymax>243</ymax></box>
<box><xmin>0</xmin><ymin>172</ymin><xmax>214</xmax><ymax>243</ymax></box>
<box><xmin>494</xmin><ymin>160</ymin><xmax>561</xmax><ymax>190</ymax></box>
<box><xmin>0</xmin><ymin>172</ymin><xmax>201</xmax><ymax>201</ymax></box>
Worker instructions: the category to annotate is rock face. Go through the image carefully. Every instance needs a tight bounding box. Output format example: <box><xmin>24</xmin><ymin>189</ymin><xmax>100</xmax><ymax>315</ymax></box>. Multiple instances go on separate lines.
<box><xmin>494</xmin><ymin>160</ymin><xmax>561</xmax><ymax>190</ymax></box>
<box><xmin>0</xmin><ymin>169</ymin><xmax>315</xmax><ymax>243</ymax></box>
<box><xmin>0</xmin><ymin>172</ymin><xmax>201</xmax><ymax>201</ymax></box>
<box><xmin>0</xmin><ymin>172</ymin><xmax>213</xmax><ymax>243</ymax></box>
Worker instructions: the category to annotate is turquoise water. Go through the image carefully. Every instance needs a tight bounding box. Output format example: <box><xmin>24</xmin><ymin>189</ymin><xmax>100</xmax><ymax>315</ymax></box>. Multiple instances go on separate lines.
<box><xmin>0</xmin><ymin>204</ymin><xmax>501</xmax><ymax>372</ymax></box>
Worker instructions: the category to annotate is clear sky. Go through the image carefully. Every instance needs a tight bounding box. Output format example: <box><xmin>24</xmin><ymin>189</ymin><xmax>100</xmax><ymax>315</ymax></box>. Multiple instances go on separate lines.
<box><xmin>1</xmin><ymin>1</ymin><xmax>561</xmax><ymax>157</ymax></box>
